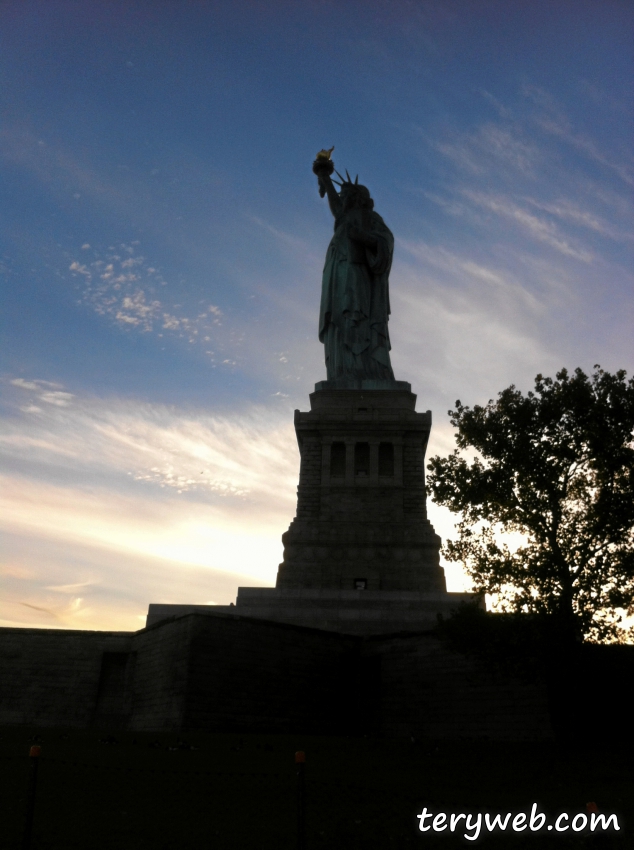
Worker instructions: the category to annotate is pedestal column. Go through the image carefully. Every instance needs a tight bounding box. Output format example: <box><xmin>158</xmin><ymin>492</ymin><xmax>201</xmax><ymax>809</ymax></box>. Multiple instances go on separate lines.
<box><xmin>276</xmin><ymin>383</ymin><xmax>445</xmax><ymax>593</ymax></box>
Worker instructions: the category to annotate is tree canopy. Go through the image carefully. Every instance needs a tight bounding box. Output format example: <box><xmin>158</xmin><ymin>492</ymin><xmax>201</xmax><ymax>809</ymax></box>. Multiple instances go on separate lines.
<box><xmin>427</xmin><ymin>366</ymin><xmax>634</xmax><ymax>643</ymax></box>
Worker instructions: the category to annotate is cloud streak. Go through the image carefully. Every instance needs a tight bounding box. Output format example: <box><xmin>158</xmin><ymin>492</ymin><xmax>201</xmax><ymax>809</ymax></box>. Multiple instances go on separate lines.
<box><xmin>69</xmin><ymin>243</ymin><xmax>225</xmax><ymax>349</ymax></box>
<box><xmin>4</xmin><ymin>380</ymin><xmax>299</xmax><ymax>508</ymax></box>
<box><xmin>460</xmin><ymin>191</ymin><xmax>594</xmax><ymax>262</ymax></box>
<box><xmin>0</xmin><ymin>384</ymin><xmax>302</xmax><ymax>630</ymax></box>
<box><xmin>522</xmin><ymin>84</ymin><xmax>634</xmax><ymax>187</ymax></box>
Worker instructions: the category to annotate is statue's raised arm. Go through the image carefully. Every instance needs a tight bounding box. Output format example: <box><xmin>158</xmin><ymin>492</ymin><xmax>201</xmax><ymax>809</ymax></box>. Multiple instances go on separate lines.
<box><xmin>312</xmin><ymin>147</ymin><xmax>341</xmax><ymax>217</ymax></box>
<box><xmin>312</xmin><ymin>149</ymin><xmax>396</xmax><ymax>386</ymax></box>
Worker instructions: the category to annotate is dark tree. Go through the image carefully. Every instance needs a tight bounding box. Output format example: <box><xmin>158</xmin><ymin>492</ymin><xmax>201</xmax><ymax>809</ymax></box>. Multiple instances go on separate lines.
<box><xmin>427</xmin><ymin>366</ymin><xmax>634</xmax><ymax>643</ymax></box>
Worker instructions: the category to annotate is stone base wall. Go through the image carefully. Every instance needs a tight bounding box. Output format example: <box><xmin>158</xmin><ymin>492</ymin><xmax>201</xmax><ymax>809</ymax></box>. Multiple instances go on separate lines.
<box><xmin>3</xmin><ymin>614</ymin><xmax>630</xmax><ymax>741</ymax></box>
<box><xmin>0</xmin><ymin>613</ymin><xmax>553</xmax><ymax>740</ymax></box>
<box><xmin>371</xmin><ymin>633</ymin><xmax>554</xmax><ymax>741</ymax></box>
<box><xmin>181</xmin><ymin>615</ymin><xmax>363</xmax><ymax>734</ymax></box>
<box><xmin>0</xmin><ymin>628</ymin><xmax>133</xmax><ymax>728</ymax></box>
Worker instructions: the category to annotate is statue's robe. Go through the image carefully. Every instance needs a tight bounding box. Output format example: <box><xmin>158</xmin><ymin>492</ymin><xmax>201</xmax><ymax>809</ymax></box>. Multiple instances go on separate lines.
<box><xmin>318</xmin><ymin>208</ymin><xmax>395</xmax><ymax>382</ymax></box>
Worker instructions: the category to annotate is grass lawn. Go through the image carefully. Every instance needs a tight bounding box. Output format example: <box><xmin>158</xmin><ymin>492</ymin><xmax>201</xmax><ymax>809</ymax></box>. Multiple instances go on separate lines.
<box><xmin>2</xmin><ymin>726</ymin><xmax>630</xmax><ymax>849</ymax></box>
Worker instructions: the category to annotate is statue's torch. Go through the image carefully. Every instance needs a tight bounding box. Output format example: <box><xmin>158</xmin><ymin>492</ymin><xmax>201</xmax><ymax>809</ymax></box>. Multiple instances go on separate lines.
<box><xmin>313</xmin><ymin>146</ymin><xmax>335</xmax><ymax>197</ymax></box>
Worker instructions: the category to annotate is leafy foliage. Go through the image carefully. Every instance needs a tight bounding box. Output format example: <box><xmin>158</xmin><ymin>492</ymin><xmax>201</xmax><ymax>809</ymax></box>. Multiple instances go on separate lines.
<box><xmin>427</xmin><ymin>366</ymin><xmax>634</xmax><ymax>642</ymax></box>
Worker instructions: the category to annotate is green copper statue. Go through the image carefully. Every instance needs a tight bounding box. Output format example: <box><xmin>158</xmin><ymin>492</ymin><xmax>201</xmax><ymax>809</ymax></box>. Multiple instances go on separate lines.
<box><xmin>313</xmin><ymin>149</ymin><xmax>395</xmax><ymax>383</ymax></box>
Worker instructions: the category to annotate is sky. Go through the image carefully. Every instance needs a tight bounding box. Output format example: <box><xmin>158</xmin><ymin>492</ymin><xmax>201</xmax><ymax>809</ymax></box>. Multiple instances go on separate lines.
<box><xmin>1</xmin><ymin>0</ymin><xmax>632</xmax><ymax>632</ymax></box>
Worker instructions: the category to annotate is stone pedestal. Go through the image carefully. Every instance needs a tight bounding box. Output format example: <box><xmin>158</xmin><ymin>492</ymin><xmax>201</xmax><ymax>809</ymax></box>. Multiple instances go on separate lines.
<box><xmin>146</xmin><ymin>382</ymin><xmax>479</xmax><ymax>635</ymax></box>
<box><xmin>276</xmin><ymin>383</ymin><xmax>445</xmax><ymax>593</ymax></box>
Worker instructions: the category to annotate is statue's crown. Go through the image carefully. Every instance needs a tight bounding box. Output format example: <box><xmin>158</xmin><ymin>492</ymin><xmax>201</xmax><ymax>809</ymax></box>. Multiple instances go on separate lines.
<box><xmin>333</xmin><ymin>169</ymin><xmax>370</xmax><ymax>199</ymax></box>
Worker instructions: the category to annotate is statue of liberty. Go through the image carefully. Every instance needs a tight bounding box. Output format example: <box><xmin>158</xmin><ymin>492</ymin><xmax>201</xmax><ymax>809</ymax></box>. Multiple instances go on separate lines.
<box><xmin>312</xmin><ymin>149</ymin><xmax>395</xmax><ymax>383</ymax></box>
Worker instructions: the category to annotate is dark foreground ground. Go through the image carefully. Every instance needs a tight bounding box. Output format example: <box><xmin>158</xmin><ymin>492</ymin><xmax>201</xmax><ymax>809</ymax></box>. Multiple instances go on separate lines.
<box><xmin>2</xmin><ymin>726</ymin><xmax>630</xmax><ymax>849</ymax></box>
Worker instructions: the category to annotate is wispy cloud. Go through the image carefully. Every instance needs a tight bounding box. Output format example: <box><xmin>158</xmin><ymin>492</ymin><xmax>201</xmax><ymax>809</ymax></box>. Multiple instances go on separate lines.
<box><xmin>428</xmin><ymin>115</ymin><xmax>540</xmax><ymax>179</ymax></box>
<box><xmin>0</xmin><ymin>382</ymin><xmax>304</xmax><ymax>630</ymax></box>
<box><xmin>579</xmin><ymin>80</ymin><xmax>630</xmax><ymax>115</ymax></box>
<box><xmin>460</xmin><ymin>191</ymin><xmax>594</xmax><ymax>262</ymax></box>
<box><xmin>4</xmin><ymin>379</ymin><xmax>299</xmax><ymax>506</ymax></box>
<box><xmin>391</xmin><ymin>243</ymin><xmax>554</xmax><ymax>405</ymax></box>
<box><xmin>10</xmin><ymin>379</ymin><xmax>75</xmax><ymax>412</ymax></box>
<box><xmin>0</xmin><ymin>124</ymin><xmax>123</xmax><ymax>204</ymax></box>
<box><xmin>0</xmin><ymin>474</ymin><xmax>288</xmax><ymax>580</ymax></box>
<box><xmin>1</xmin><ymin>521</ymin><xmax>273</xmax><ymax>631</ymax></box>
<box><xmin>522</xmin><ymin>84</ymin><xmax>634</xmax><ymax>187</ymax></box>
<box><xmin>249</xmin><ymin>216</ymin><xmax>317</xmax><ymax>257</ymax></box>
<box><xmin>522</xmin><ymin>197</ymin><xmax>632</xmax><ymax>243</ymax></box>
<box><xmin>431</xmin><ymin>139</ymin><xmax>485</xmax><ymax>175</ymax></box>
<box><xmin>63</xmin><ymin>236</ymin><xmax>325</xmax><ymax>392</ymax></box>
<box><xmin>69</xmin><ymin>243</ymin><xmax>224</xmax><ymax>350</ymax></box>
<box><xmin>11</xmin><ymin>379</ymin><xmax>63</xmax><ymax>391</ymax></box>
<box><xmin>420</xmin><ymin>83</ymin><xmax>632</xmax><ymax>274</ymax></box>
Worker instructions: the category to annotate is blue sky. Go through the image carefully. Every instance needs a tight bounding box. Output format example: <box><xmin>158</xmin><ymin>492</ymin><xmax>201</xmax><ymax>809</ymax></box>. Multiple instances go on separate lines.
<box><xmin>1</xmin><ymin>0</ymin><xmax>632</xmax><ymax>631</ymax></box>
